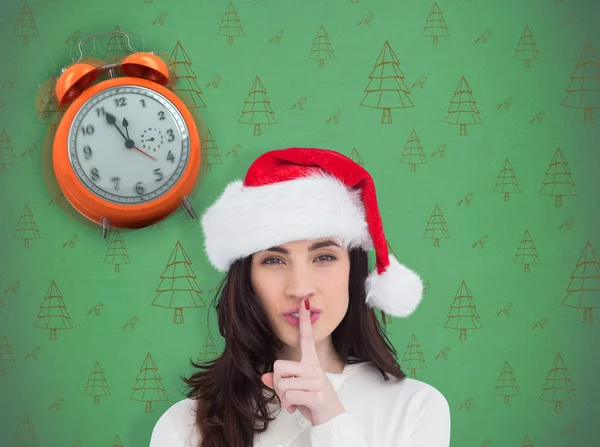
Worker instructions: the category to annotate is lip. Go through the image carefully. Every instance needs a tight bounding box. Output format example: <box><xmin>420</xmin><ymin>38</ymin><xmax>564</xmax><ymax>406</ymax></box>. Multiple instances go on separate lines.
<box><xmin>282</xmin><ymin>312</ymin><xmax>320</xmax><ymax>326</ymax></box>
<box><xmin>282</xmin><ymin>306</ymin><xmax>321</xmax><ymax>315</ymax></box>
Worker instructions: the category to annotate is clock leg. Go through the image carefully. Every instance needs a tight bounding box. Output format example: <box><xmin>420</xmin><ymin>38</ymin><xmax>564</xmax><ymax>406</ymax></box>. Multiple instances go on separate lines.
<box><xmin>181</xmin><ymin>195</ymin><xmax>196</xmax><ymax>219</ymax></box>
<box><xmin>102</xmin><ymin>217</ymin><xmax>111</xmax><ymax>239</ymax></box>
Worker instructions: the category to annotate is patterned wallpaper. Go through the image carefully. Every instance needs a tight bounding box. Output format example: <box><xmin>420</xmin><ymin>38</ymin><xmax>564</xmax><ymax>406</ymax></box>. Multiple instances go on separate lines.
<box><xmin>0</xmin><ymin>0</ymin><xmax>599</xmax><ymax>445</ymax></box>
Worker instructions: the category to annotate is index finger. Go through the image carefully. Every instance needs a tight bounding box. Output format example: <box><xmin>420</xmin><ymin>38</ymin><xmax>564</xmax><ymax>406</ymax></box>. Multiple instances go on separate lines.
<box><xmin>299</xmin><ymin>298</ymin><xmax>319</xmax><ymax>365</ymax></box>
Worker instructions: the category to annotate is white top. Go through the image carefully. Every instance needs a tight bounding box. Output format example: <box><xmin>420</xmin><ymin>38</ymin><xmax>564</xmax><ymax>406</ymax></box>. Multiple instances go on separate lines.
<box><xmin>149</xmin><ymin>361</ymin><xmax>451</xmax><ymax>446</ymax></box>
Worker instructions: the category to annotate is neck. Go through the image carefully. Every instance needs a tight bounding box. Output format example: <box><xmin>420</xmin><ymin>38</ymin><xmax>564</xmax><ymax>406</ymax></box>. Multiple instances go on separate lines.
<box><xmin>276</xmin><ymin>335</ymin><xmax>345</xmax><ymax>373</ymax></box>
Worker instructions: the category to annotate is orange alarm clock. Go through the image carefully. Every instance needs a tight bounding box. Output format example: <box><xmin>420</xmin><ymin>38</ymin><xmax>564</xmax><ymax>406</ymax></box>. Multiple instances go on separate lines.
<box><xmin>53</xmin><ymin>38</ymin><xmax>201</xmax><ymax>237</ymax></box>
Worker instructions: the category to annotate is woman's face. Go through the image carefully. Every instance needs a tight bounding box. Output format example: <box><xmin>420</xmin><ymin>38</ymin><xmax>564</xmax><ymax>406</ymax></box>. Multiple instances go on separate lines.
<box><xmin>250</xmin><ymin>237</ymin><xmax>351</xmax><ymax>348</ymax></box>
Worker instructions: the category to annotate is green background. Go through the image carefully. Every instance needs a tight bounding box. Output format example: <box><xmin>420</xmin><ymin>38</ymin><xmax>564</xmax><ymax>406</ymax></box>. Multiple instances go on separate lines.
<box><xmin>1</xmin><ymin>0</ymin><xmax>599</xmax><ymax>445</ymax></box>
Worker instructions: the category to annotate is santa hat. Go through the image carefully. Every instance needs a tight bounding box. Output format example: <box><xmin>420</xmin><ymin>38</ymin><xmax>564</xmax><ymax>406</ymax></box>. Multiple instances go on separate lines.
<box><xmin>200</xmin><ymin>148</ymin><xmax>423</xmax><ymax>318</ymax></box>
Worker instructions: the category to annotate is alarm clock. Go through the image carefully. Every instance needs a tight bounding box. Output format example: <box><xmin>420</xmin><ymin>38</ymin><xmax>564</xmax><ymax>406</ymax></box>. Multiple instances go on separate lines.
<box><xmin>53</xmin><ymin>50</ymin><xmax>201</xmax><ymax>237</ymax></box>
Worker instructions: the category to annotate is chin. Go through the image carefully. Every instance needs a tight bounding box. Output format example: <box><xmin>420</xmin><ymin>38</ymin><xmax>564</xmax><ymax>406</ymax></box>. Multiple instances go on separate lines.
<box><xmin>280</xmin><ymin>323</ymin><xmax>327</xmax><ymax>348</ymax></box>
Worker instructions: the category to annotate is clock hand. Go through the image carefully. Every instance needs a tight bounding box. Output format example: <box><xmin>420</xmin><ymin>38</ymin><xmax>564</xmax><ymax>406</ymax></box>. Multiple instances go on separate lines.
<box><xmin>105</xmin><ymin>112</ymin><xmax>129</xmax><ymax>142</ymax></box>
<box><xmin>106</xmin><ymin>113</ymin><xmax>156</xmax><ymax>161</ymax></box>
<box><xmin>131</xmin><ymin>145</ymin><xmax>157</xmax><ymax>161</ymax></box>
<box><xmin>122</xmin><ymin>118</ymin><xmax>131</xmax><ymax>140</ymax></box>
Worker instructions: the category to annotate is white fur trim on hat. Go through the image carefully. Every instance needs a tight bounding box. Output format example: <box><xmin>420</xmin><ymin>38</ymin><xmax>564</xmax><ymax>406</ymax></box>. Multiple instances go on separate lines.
<box><xmin>200</xmin><ymin>173</ymin><xmax>374</xmax><ymax>271</ymax></box>
<box><xmin>365</xmin><ymin>254</ymin><xmax>424</xmax><ymax>317</ymax></box>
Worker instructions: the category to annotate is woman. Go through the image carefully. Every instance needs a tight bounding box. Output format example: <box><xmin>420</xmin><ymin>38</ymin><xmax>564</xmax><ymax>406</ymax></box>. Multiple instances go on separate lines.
<box><xmin>150</xmin><ymin>148</ymin><xmax>451</xmax><ymax>446</ymax></box>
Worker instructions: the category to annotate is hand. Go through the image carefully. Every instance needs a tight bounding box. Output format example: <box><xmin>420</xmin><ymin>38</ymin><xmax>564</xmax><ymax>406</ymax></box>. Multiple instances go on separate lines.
<box><xmin>104</xmin><ymin>112</ymin><xmax>157</xmax><ymax>161</ymax></box>
<box><xmin>122</xmin><ymin>117</ymin><xmax>131</xmax><ymax>140</ymax></box>
<box><xmin>261</xmin><ymin>298</ymin><xmax>346</xmax><ymax>426</ymax></box>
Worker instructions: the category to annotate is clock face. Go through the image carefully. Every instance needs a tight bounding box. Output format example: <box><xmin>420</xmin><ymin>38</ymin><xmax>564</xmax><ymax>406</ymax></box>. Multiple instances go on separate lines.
<box><xmin>67</xmin><ymin>85</ymin><xmax>190</xmax><ymax>204</ymax></box>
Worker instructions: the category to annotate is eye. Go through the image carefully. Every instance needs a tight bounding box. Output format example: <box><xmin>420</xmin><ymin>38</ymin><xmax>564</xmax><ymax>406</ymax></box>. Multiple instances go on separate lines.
<box><xmin>260</xmin><ymin>254</ymin><xmax>337</xmax><ymax>265</ymax></box>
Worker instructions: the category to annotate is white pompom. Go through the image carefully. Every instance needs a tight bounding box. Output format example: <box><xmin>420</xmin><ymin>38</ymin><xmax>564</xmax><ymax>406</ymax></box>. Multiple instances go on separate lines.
<box><xmin>365</xmin><ymin>254</ymin><xmax>424</xmax><ymax>318</ymax></box>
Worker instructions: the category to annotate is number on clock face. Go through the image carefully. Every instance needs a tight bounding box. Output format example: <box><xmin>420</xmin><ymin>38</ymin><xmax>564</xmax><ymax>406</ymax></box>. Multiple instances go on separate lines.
<box><xmin>67</xmin><ymin>85</ymin><xmax>190</xmax><ymax>204</ymax></box>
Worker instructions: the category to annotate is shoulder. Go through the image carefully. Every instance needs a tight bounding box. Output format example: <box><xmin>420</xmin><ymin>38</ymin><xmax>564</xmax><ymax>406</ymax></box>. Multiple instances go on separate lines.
<box><xmin>398</xmin><ymin>377</ymin><xmax>450</xmax><ymax>414</ymax></box>
<box><xmin>387</xmin><ymin>378</ymin><xmax>451</xmax><ymax>444</ymax></box>
<box><xmin>359</xmin><ymin>364</ymin><xmax>450</xmax><ymax>411</ymax></box>
<box><xmin>150</xmin><ymin>398</ymin><xmax>200</xmax><ymax>447</ymax></box>
<box><xmin>380</xmin><ymin>374</ymin><xmax>451</xmax><ymax>433</ymax></box>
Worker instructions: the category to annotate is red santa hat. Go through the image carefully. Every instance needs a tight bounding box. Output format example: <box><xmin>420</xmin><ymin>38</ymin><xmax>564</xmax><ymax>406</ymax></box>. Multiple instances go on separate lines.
<box><xmin>200</xmin><ymin>147</ymin><xmax>423</xmax><ymax>318</ymax></box>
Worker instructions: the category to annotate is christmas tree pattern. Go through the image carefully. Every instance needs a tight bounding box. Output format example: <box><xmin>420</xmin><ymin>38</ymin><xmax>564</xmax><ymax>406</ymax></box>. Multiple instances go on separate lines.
<box><xmin>13</xmin><ymin>2</ymin><xmax>39</xmax><ymax>44</ymax></box>
<box><xmin>561</xmin><ymin>41</ymin><xmax>600</xmax><ymax>124</ymax></box>
<box><xmin>349</xmin><ymin>147</ymin><xmax>364</xmax><ymax>166</ymax></box>
<box><xmin>423</xmin><ymin>204</ymin><xmax>450</xmax><ymax>247</ymax></box>
<box><xmin>539</xmin><ymin>353</ymin><xmax>576</xmax><ymax>413</ymax></box>
<box><xmin>201</xmin><ymin>129</ymin><xmax>223</xmax><ymax>172</ymax></box>
<box><xmin>400</xmin><ymin>334</ymin><xmax>427</xmax><ymax>378</ymax></box>
<box><xmin>360</xmin><ymin>41</ymin><xmax>414</xmax><ymax>124</ymax></box>
<box><xmin>493</xmin><ymin>158</ymin><xmax>521</xmax><ymax>201</ymax></box>
<box><xmin>34</xmin><ymin>281</ymin><xmax>73</xmax><ymax>341</ymax></box>
<box><xmin>561</xmin><ymin>241</ymin><xmax>600</xmax><ymax>324</ymax></box>
<box><xmin>103</xmin><ymin>230</ymin><xmax>131</xmax><ymax>273</ymax></box>
<box><xmin>239</xmin><ymin>76</ymin><xmax>277</xmax><ymax>136</ymax></box>
<box><xmin>539</xmin><ymin>147</ymin><xmax>577</xmax><ymax>207</ymax></box>
<box><xmin>34</xmin><ymin>76</ymin><xmax>62</xmax><ymax>136</ymax></box>
<box><xmin>218</xmin><ymin>2</ymin><xmax>245</xmax><ymax>45</ymax></box>
<box><xmin>197</xmin><ymin>334</ymin><xmax>219</xmax><ymax>363</ymax></box>
<box><xmin>104</xmin><ymin>25</ymin><xmax>130</xmax><ymax>61</ymax></box>
<box><xmin>152</xmin><ymin>241</ymin><xmax>206</xmax><ymax>324</ymax></box>
<box><xmin>14</xmin><ymin>412</ymin><xmax>39</xmax><ymax>445</ymax></box>
<box><xmin>520</xmin><ymin>435</ymin><xmax>534</xmax><ymax>447</ymax></box>
<box><xmin>13</xmin><ymin>204</ymin><xmax>41</xmax><ymax>247</ymax></box>
<box><xmin>422</xmin><ymin>2</ymin><xmax>449</xmax><ymax>44</ymax></box>
<box><xmin>0</xmin><ymin>129</ymin><xmax>17</xmax><ymax>172</ymax></box>
<box><xmin>111</xmin><ymin>435</ymin><xmax>125</xmax><ymax>447</ymax></box>
<box><xmin>167</xmin><ymin>41</ymin><xmax>207</xmax><ymax>109</ymax></box>
<box><xmin>0</xmin><ymin>334</ymin><xmax>17</xmax><ymax>377</ymax></box>
<box><xmin>493</xmin><ymin>361</ymin><xmax>521</xmax><ymax>404</ymax></box>
<box><xmin>513</xmin><ymin>25</ymin><xmax>541</xmax><ymax>68</ymax></box>
<box><xmin>445</xmin><ymin>76</ymin><xmax>482</xmax><ymax>135</ymax></box>
<box><xmin>84</xmin><ymin>361</ymin><xmax>111</xmax><ymax>404</ymax></box>
<box><xmin>400</xmin><ymin>129</ymin><xmax>427</xmax><ymax>172</ymax></box>
<box><xmin>130</xmin><ymin>353</ymin><xmax>168</xmax><ymax>413</ymax></box>
<box><xmin>444</xmin><ymin>281</ymin><xmax>483</xmax><ymax>340</ymax></box>
<box><xmin>513</xmin><ymin>230</ymin><xmax>542</xmax><ymax>272</ymax></box>
<box><xmin>308</xmin><ymin>25</ymin><xmax>336</xmax><ymax>68</ymax></box>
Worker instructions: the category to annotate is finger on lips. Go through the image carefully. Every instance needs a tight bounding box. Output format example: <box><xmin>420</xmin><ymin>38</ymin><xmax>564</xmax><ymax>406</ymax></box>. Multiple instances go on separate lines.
<box><xmin>300</xmin><ymin>298</ymin><xmax>319</xmax><ymax>365</ymax></box>
<box><xmin>269</xmin><ymin>298</ymin><xmax>324</xmax><ymax>415</ymax></box>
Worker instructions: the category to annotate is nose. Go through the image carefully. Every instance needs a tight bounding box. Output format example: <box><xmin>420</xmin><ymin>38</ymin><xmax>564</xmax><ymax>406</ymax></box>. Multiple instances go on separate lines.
<box><xmin>284</xmin><ymin>263</ymin><xmax>316</xmax><ymax>301</ymax></box>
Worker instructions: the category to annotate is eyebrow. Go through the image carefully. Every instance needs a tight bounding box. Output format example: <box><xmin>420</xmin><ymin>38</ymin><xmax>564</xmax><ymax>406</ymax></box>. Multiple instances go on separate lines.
<box><xmin>264</xmin><ymin>240</ymin><xmax>341</xmax><ymax>255</ymax></box>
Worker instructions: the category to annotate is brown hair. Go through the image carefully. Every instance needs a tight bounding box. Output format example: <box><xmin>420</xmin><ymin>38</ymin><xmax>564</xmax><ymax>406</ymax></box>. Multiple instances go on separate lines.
<box><xmin>181</xmin><ymin>246</ymin><xmax>407</xmax><ymax>447</ymax></box>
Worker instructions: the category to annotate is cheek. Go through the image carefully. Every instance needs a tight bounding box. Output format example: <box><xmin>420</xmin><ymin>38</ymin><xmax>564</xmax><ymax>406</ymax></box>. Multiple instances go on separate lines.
<box><xmin>326</xmin><ymin>269</ymin><xmax>351</xmax><ymax>319</ymax></box>
<box><xmin>324</xmin><ymin>266</ymin><xmax>350</xmax><ymax>300</ymax></box>
<box><xmin>251</xmin><ymin>270</ymin><xmax>282</xmax><ymax>320</ymax></box>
